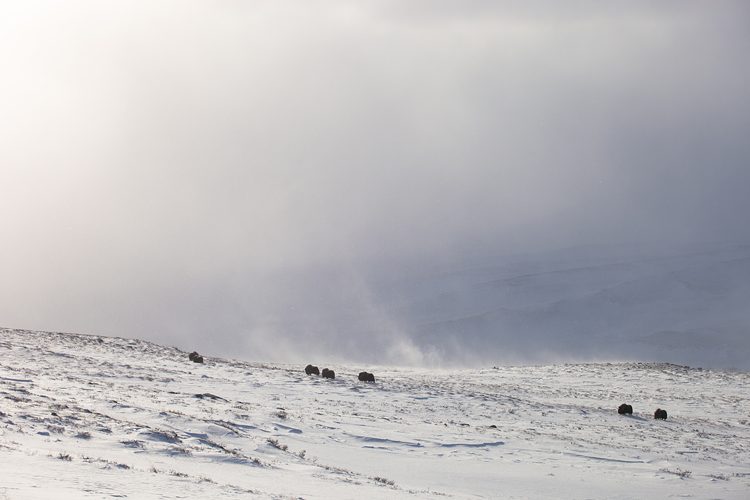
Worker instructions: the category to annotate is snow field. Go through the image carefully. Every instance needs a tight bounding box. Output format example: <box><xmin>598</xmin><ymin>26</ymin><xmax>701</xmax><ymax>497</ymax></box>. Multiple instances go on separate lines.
<box><xmin>1</xmin><ymin>328</ymin><xmax>749</xmax><ymax>499</ymax></box>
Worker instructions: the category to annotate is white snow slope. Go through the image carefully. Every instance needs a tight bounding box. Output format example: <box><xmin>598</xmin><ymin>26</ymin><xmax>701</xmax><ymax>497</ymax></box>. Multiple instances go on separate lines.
<box><xmin>2</xmin><ymin>328</ymin><xmax>749</xmax><ymax>499</ymax></box>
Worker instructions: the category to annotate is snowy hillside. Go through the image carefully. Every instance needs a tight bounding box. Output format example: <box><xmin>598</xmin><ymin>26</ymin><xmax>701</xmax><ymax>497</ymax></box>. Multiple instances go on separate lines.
<box><xmin>2</xmin><ymin>328</ymin><xmax>749</xmax><ymax>499</ymax></box>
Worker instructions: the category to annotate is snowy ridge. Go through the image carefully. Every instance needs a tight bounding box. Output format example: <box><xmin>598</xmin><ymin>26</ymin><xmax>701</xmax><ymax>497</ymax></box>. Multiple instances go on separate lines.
<box><xmin>1</xmin><ymin>328</ymin><xmax>750</xmax><ymax>499</ymax></box>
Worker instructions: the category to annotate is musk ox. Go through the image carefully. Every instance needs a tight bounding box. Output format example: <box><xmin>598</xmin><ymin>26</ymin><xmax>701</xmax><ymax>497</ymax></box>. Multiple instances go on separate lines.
<box><xmin>189</xmin><ymin>351</ymin><xmax>204</xmax><ymax>363</ymax></box>
<box><xmin>618</xmin><ymin>404</ymin><xmax>633</xmax><ymax>415</ymax></box>
<box><xmin>305</xmin><ymin>364</ymin><xmax>320</xmax><ymax>376</ymax></box>
<box><xmin>358</xmin><ymin>371</ymin><xmax>375</xmax><ymax>383</ymax></box>
<box><xmin>654</xmin><ymin>408</ymin><xmax>668</xmax><ymax>420</ymax></box>
<box><xmin>321</xmin><ymin>368</ymin><xmax>335</xmax><ymax>379</ymax></box>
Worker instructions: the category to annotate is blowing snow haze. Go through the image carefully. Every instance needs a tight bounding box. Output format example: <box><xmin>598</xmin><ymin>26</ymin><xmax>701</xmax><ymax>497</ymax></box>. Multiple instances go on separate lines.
<box><xmin>1</xmin><ymin>1</ymin><xmax>749</xmax><ymax>368</ymax></box>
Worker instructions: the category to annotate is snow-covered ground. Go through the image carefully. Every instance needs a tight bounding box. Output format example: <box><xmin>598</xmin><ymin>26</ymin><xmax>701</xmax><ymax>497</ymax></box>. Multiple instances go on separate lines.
<box><xmin>2</xmin><ymin>328</ymin><xmax>749</xmax><ymax>499</ymax></box>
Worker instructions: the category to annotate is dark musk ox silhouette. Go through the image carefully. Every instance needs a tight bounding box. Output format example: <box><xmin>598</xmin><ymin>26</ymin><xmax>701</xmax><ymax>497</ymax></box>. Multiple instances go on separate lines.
<box><xmin>618</xmin><ymin>404</ymin><xmax>633</xmax><ymax>415</ymax></box>
<box><xmin>654</xmin><ymin>408</ymin><xmax>668</xmax><ymax>420</ymax></box>
<box><xmin>321</xmin><ymin>368</ymin><xmax>335</xmax><ymax>379</ymax></box>
<box><xmin>358</xmin><ymin>371</ymin><xmax>375</xmax><ymax>383</ymax></box>
<box><xmin>305</xmin><ymin>364</ymin><xmax>320</xmax><ymax>376</ymax></box>
<box><xmin>189</xmin><ymin>351</ymin><xmax>204</xmax><ymax>363</ymax></box>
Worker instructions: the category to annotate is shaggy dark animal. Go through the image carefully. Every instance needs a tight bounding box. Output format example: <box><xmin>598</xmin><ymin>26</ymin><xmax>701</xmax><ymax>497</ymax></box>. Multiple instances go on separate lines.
<box><xmin>654</xmin><ymin>408</ymin><xmax>668</xmax><ymax>420</ymax></box>
<box><xmin>618</xmin><ymin>404</ymin><xmax>633</xmax><ymax>415</ymax></box>
<box><xmin>358</xmin><ymin>371</ymin><xmax>375</xmax><ymax>382</ymax></box>
<box><xmin>189</xmin><ymin>351</ymin><xmax>204</xmax><ymax>363</ymax></box>
<box><xmin>321</xmin><ymin>368</ymin><xmax>335</xmax><ymax>379</ymax></box>
<box><xmin>305</xmin><ymin>364</ymin><xmax>320</xmax><ymax>376</ymax></box>
<box><xmin>194</xmin><ymin>393</ymin><xmax>226</xmax><ymax>401</ymax></box>
<box><xmin>189</xmin><ymin>351</ymin><xmax>199</xmax><ymax>361</ymax></box>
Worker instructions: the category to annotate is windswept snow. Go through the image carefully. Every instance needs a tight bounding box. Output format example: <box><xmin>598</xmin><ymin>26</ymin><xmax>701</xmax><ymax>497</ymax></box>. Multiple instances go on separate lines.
<box><xmin>195</xmin><ymin>242</ymin><xmax>750</xmax><ymax>370</ymax></box>
<box><xmin>2</xmin><ymin>328</ymin><xmax>749</xmax><ymax>499</ymax></box>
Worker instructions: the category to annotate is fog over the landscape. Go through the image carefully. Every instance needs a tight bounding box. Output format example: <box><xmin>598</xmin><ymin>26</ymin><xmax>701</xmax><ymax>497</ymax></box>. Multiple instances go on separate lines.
<box><xmin>1</xmin><ymin>1</ymin><xmax>749</xmax><ymax>366</ymax></box>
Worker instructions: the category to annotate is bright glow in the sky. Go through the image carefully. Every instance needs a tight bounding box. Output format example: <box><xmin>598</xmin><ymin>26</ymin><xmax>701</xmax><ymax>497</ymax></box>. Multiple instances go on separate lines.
<box><xmin>1</xmin><ymin>1</ymin><xmax>749</xmax><ymax>366</ymax></box>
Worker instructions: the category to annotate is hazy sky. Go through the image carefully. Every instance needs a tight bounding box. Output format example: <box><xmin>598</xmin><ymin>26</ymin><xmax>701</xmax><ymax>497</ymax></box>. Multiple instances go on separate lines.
<box><xmin>1</xmin><ymin>1</ymin><xmax>749</xmax><ymax>363</ymax></box>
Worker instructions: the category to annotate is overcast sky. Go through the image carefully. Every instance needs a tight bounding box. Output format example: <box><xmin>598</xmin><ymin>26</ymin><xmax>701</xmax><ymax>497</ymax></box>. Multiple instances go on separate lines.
<box><xmin>1</xmin><ymin>1</ymin><xmax>749</xmax><ymax>363</ymax></box>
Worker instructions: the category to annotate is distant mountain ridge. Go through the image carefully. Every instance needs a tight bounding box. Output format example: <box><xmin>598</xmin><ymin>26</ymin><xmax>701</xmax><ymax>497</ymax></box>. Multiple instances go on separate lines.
<box><xmin>399</xmin><ymin>244</ymin><xmax>750</xmax><ymax>369</ymax></box>
<box><xmin>7</xmin><ymin>243</ymin><xmax>747</xmax><ymax>371</ymax></box>
<box><xmin>241</xmin><ymin>243</ymin><xmax>750</xmax><ymax>370</ymax></box>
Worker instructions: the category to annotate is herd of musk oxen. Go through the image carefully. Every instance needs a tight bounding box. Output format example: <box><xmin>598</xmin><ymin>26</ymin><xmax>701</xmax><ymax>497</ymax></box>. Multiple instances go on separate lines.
<box><xmin>187</xmin><ymin>353</ymin><xmax>667</xmax><ymax>418</ymax></box>
<box><xmin>618</xmin><ymin>403</ymin><xmax>667</xmax><ymax>419</ymax></box>
<box><xmin>304</xmin><ymin>364</ymin><xmax>338</xmax><ymax>380</ymax></box>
